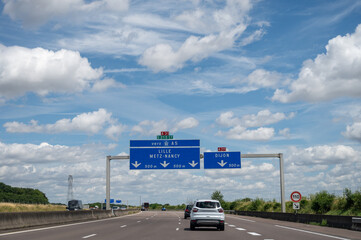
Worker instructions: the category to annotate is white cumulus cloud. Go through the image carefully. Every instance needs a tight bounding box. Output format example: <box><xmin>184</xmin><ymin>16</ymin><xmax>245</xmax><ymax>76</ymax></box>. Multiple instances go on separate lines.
<box><xmin>105</xmin><ymin>124</ymin><xmax>127</xmax><ymax>141</ymax></box>
<box><xmin>215</xmin><ymin>110</ymin><xmax>294</xmax><ymax>141</ymax></box>
<box><xmin>173</xmin><ymin>117</ymin><xmax>199</xmax><ymax>132</ymax></box>
<box><xmin>343</xmin><ymin>122</ymin><xmax>361</xmax><ymax>142</ymax></box>
<box><xmin>139</xmin><ymin>25</ymin><xmax>246</xmax><ymax>72</ymax></box>
<box><xmin>216</xmin><ymin>126</ymin><xmax>275</xmax><ymax>141</ymax></box>
<box><xmin>272</xmin><ymin>24</ymin><xmax>361</xmax><ymax>103</ymax></box>
<box><xmin>131</xmin><ymin>117</ymin><xmax>199</xmax><ymax>136</ymax></box>
<box><xmin>216</xmin><ymin>110</ymin><xmax>294</xmax><ymax>128</ymax></box>
<box><xmin>0</xmin><ymin>44</ymin><xmax>105</xmax><ymax>99</ymax></box>
<box><xmin>2</xmin><ymin>0</ymin><xmax>129</xmax><ymax>28</ymax></box>
<box><xmin>287</xmin><ymin>145</ymin><xmax>358</xmax><ymax>166</ymax></box>
<box><xmin>4</xmin><ymin>108</ymin><xmax>114</xmax><ymax>135</ymax></box>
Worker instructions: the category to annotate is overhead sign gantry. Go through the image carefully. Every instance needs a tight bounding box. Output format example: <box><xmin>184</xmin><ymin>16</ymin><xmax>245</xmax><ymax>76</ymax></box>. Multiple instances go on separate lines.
<box><xmin>105</xmin><ymin>132</ymin><xmax>285</xmax><ymax>213</ymax></box>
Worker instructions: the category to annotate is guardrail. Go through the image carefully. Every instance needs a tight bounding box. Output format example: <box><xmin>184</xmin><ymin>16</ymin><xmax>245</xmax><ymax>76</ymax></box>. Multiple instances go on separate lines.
<box><xmin>0</xmin><ymin>209</ymin><xmax>139</xmax><ymax>231</ymax></box>
<box><xmin>228</xmin><ymin>211</ymin><xmax>360</xmax><ymax>231</ymax></box>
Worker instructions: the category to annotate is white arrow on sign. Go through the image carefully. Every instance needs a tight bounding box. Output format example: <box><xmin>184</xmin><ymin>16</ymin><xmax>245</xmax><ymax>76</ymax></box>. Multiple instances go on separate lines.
<box><xmin>132</xmin><ymin>161</ymin><xmax>141</xmax><ymax>168</ymax></box>
<box><xmin>160</xmin><ymin>161</ymin><xmax>170</xmax><ymax>168</ymax></box>
<box><xmin>217</xmin><ymin>160</ymin><xmax>227</xmax><ymax>167</ymax></box>
<box><xmin>189</xmin><ymin>161</ymin><xmax>198</xmax><ymax>168</ymax></box>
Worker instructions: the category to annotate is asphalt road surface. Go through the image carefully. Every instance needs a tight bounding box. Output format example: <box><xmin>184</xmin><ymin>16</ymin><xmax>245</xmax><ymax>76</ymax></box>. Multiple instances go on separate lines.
<box><xmin>0</xmin><ymin>211</ymin><xmax>360</xmax><ymax>240</ymax></box>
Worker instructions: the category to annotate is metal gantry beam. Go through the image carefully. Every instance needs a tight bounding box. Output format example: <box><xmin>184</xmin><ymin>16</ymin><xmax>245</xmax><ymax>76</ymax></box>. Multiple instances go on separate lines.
<box><xmin>106</xmin><ymin>153</ymin><xmax>286</xmax><ymax>212</ymax></box>
<box><xmin>106</xmin><ymin>155</ymin><xmax>129</xmax><ymax>210</ymax></box>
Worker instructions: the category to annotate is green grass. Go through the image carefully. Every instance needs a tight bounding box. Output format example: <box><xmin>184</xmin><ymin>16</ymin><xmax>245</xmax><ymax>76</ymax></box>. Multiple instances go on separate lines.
<box><xmin>0</xmin><ymin>203</ymin><xmax>66</xmax><ymax>212</ymax></box>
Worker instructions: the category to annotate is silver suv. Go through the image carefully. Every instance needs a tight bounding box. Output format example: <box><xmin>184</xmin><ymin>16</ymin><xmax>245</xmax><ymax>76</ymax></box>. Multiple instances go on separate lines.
<box><xmin>190</xmin><ymin>200</ymin><xmax>225</xmax><ymax>231</ymax></box>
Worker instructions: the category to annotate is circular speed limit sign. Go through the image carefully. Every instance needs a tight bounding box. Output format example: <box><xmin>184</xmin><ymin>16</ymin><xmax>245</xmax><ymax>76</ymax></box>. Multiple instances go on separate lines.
<box><xmin>290</xmin><ymin>191</ymin><xmax>302</xmax><ymax>203</ymax></box>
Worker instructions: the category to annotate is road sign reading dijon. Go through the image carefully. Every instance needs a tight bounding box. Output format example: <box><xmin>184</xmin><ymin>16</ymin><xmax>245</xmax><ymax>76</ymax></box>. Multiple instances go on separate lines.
<box><xmin>130</xmin><ymin>139</ymin><xmax>200</xmax><ymax>170</ymax></box>
<box><xmin>203</xmin><ymin>151</ymin><xmax>241</xmax><ymax>169</ymax></box>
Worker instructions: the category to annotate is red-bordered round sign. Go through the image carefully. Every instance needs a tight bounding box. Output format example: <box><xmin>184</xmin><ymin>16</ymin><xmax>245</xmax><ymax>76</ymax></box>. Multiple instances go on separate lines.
<box><xmin>290</xmin><ymin>191</ymin><xmax>302</xmax><ymax>203</ymax></box>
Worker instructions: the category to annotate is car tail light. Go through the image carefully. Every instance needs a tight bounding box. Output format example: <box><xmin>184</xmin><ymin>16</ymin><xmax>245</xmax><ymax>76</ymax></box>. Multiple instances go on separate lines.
<box><xmin>218</xmin><ymin>208</ymin><xmax>224</xmax><ymax>213</ymax></box>
<box><xmin>192</xmin><ymin>208</ymin><xmax>198</xmax><ymax>212</ymax></box>
<box><xmin>186</xmin><ymin>209</ymin><xmax>189</xmax><ymax>212</ymax></box>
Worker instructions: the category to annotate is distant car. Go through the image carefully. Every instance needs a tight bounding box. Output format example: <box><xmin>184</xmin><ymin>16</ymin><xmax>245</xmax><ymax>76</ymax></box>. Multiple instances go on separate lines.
<box><xmin>112</xmin><ymin>206</ymin><xmax>120</xmax><ymax>210</ymax></box>
<box><xmin>141</xmin><ymin>207</ymin><xmax>145</xmax><ymax>211</ymax></box>
<box><xmin>161</xmin><ymin>207</ymin><xmax>166</xmax><ymax>211</ymax></box>
<box><xmin>184</xmin><ymin>204</ymin><xmax>193</xmax><ymax>219</ymax></box>
<box><xmin>190</xmin><ymin>200</ymin><xmax>225</xmax><ymax>231</ymax></box>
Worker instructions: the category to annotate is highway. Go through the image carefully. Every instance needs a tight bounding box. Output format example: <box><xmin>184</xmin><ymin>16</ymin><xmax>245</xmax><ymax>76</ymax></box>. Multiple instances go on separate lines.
<box><xmin>0</xmin><ymin>211</ymin><xmax>360</xmax><ymax>240</ymax></box>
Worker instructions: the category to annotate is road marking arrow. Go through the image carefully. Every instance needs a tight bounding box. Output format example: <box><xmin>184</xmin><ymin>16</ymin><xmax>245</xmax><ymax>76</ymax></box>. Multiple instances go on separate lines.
<box><xmin>160</xmin><ymin>161</ymin><xmax>170</xmax><ymax>168</ymax></box>
<box><xmin>189</xmin><ymin>161</ymin><xmax>198</xmax><ymax>168</ymax></box>
<box><xmin>131</xmin><ymin>161</ymin><xmax>141</xmax><ymax>168</ymax></box>
<box><xmin>217</xmin><ymin>160</ymin><xmax>227</xmax><ymax>167</ymax></box>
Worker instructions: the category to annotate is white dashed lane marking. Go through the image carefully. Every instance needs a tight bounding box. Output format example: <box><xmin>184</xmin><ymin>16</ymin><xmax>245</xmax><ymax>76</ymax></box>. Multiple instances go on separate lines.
<box><xmin>248</xmin><ymin>232</ymin><xmax>261</xmax><ymax>236</ymax></box>
<box><xmin>120</xmin><ymin>225</ymin><xmax>127</xmax><ymax>228</ymax></box>
<box><xmin>228</xmin><ymin>225</ymin><xmax>236</xmax><ymax>227</ymax></box>
<box><xmin>137</xmin><ymin>221</ymin><xmax>141</xmax><ymax>223</ymax></box>
<box><xmin>82</xmin><ymin>234</ymin><xmax>96</xmax><ymax>239</ymax></box>
<box><xmin>236</xmin><ymin>228</ymin><xmax>246</xmax><ymax>231</ymax></box>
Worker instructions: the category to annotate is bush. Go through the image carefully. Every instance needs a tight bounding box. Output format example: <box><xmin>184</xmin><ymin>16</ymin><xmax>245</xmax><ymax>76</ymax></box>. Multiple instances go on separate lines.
<box><xmin>352</xmin><ymin>191</ymin><xmax>361</xmax><ymax>211</ymax></box>
<box><xmin>230</xmin><ymin>200</ymin><xmax>241</xmax><ymax>210</ymax></box>
<box><xmin>311</xmin><ymin>191</ymin><xmax>335</xmax><ymax>214</ymax></box>
<box><xmin>273</xmin><ymin>202</ymin><xmax>281</xmax><ymax>211</ymax></box>
<box><xmin>249</xmin><ymin>198</ymin><xmax>263</xmax><ymax>211</ymax></box>
<box><xmin>262</xmin><ymin>202</ymin><xmax>272</xmax><ymax>212</ymax></box>
<box><xmin>241</xmin><ymin>198</ymin><xmax>251</xmax><ymax>202</ymax></box>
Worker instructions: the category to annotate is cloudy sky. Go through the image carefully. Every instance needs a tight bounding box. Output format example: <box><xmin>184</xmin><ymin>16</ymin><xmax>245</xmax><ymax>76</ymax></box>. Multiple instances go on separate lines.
<box><xmin>1</xmin><ymin>0</ymin><xmax>361</xmax><ymax>205</ymax></box>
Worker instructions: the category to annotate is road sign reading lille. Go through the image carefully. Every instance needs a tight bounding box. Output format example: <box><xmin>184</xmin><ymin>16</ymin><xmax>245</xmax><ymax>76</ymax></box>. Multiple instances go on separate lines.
<box><xmin>290</xmin><ymin>191</ymin><xmax>302</xmax><ymax>203</ymax></box>
<box><xmin>130</xmin><ymin>139</ymin><xmax>200</xmax><ymax>170</ymax></box>
<box><xmin>203</xmin><ymin>151</ymin><xmax>241</xmax><ymax>169</ymax></box>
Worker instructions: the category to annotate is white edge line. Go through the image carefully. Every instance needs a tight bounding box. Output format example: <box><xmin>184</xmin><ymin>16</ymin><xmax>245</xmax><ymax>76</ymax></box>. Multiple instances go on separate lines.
<box><xmin>82</xmin><ymin>234</ymin><xmax>96</xmax><ymax>239</ymax></box>
<box><xmin>0</xmin><ymin>211</ymin><xmax>142</xmax><ymax>237</ymax></box>
<box><xmin>275</xmin><ymin>225</ymin><xmax>350</xmax><ymax>240</ymax></box>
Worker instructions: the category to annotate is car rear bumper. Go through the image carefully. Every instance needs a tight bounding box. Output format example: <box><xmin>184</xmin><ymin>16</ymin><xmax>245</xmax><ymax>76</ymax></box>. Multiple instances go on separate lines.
<box><xmin>191</xmin><ymin>219</ymin><xmax>224</xmax><ymax>227</ymax></box>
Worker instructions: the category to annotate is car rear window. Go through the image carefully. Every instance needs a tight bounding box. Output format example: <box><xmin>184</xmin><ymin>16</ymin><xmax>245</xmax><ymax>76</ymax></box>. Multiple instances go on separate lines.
<box><xmin>196</xmin><ymin>201</ymin><xmax>220</xmax><ymax>208</ymax></box>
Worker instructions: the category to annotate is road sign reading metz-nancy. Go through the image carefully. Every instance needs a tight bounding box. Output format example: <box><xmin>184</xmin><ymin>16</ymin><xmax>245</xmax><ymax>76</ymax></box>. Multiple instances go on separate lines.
<box><xmin>204</xmin><ymin>151</ymin><xmax>241</xmax><ymax>169</ymax></box>
<box><xmin>130</xmin><ymin>139</ymin><xmax>200</xmax><ymax>170</ymax></box>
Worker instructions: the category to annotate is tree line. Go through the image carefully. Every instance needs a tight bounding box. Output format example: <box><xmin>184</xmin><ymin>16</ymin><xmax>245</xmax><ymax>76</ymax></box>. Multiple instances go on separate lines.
<box><xmin>0</xmin><ymin>182</ymin><xmax>49</xmax><ymax>204</ymax></box>
<box><xmin>211</xmin><ymin>189</ymin><xmax>361</xmax><ymax>216</ymax></box>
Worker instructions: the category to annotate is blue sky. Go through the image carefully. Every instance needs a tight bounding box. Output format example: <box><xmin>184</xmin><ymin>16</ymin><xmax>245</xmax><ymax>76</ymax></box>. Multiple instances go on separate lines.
<box><xmin>1</xmin><ymin>0</ymin><xmax>361</xmax><ymax>205</ymax></box>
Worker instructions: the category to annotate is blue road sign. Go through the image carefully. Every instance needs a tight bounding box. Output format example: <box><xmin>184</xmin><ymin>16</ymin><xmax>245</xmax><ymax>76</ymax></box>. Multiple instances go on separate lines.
<box><xmin>105</xmin><ymin>198</ymin><xmax>115</xmax><ymax>203</ymax></box>
<box><xmin>130</xmin><ymin>140</ymin><xmax>200</xmax><ymax>170</ymax></box>
<box><xmin>204</xmin><ymin>151</ymin><xmax>241</xmax><ymax>169</ymax></box>
<box><xmin>116</xmin><ymin>200</ymin><xmax>122</xmax><ymax>203</ymax></box>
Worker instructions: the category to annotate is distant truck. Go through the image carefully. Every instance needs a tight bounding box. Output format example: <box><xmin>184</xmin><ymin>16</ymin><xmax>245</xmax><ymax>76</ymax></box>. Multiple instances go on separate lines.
<box><xmin>143</xmin><ymin>202</ymin><xmax>149</xmax><ymax>210</ymax></box>
<box><xmin>67</xmin><ymin>200</ymin><xmax>83</xmax><ymax>211</ymax></box>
